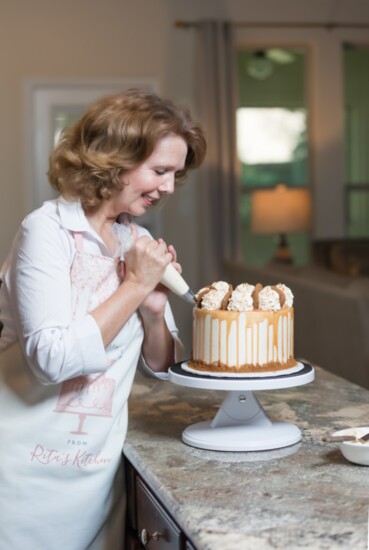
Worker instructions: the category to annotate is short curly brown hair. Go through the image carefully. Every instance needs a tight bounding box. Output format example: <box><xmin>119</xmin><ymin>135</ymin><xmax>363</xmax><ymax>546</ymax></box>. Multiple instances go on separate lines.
<box><xmin>48</xmin><ymin>88</ymin><xmax>207</xmax><ymax>211</ymax></box>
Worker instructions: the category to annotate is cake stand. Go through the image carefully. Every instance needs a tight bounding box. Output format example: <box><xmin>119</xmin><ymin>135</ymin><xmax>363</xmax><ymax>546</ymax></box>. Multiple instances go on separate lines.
<box><xmin>168</xmin><ymin>362</ymin><xmax>314</xmax><ymax>452</ymax></box>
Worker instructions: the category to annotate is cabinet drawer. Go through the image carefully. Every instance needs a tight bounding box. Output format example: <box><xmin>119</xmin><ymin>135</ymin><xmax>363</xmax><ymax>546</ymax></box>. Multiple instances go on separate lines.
<box><xmin>136</xmin><ymin>477</ymin><xmax>183</xmax><ymax>549</ymax></box>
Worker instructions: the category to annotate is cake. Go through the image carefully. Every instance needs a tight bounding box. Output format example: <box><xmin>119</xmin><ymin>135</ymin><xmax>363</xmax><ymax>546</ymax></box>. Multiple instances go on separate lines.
<box><xmin>189</xmin><ymin>281</ymin><xmax>297</xmax><ymax>373</ymax></box>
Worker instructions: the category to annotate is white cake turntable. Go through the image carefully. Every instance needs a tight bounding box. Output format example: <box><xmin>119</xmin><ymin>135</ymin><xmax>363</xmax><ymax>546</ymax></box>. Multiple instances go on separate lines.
<box><xmin>168</xmin><ymin>361</ymin><xmax>314</xmax><ymax>452</ymax></box>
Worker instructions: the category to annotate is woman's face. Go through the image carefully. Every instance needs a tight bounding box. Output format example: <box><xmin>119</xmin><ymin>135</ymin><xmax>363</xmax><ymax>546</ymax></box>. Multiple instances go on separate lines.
<box><xmin>116</xmin><ymin>134</ymin><xmax>188</xmax><ymax>217</ymax></box>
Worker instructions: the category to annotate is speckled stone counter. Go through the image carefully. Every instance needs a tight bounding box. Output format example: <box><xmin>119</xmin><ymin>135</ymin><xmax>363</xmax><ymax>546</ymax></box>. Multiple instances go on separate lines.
<box><xmin>123</xmin><ymin>365</ymin><xmax>369</xmax><ymax>549</ymax></box>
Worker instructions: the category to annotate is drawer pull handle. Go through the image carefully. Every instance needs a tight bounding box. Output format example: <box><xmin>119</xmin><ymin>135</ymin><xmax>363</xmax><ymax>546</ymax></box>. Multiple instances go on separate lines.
<box><xmin>140</xmin><ymin>528</ymin><xmax>163</xmax><ymax>545</ymax></box>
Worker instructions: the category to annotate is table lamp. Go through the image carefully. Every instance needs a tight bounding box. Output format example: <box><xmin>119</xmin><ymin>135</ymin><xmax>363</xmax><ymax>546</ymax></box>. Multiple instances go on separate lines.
<box><xmin>251</xmin><ymin>183</ymin><xmax>312</xmax><ymax>263</ymax></box>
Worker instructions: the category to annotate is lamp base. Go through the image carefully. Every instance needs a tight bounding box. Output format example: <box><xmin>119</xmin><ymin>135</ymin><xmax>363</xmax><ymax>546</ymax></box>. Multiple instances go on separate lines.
<box><xmin>273</xmin><ymin>234</ymin><xmax>293</xmax><ymax>264</ymax></box>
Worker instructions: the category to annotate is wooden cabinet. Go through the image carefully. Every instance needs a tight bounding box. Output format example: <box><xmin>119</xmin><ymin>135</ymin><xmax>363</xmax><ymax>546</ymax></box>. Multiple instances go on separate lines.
<box><xmin>125</xmin><ymin>458</ymin><xmax>194</xmax><ymax>550</ymax></box>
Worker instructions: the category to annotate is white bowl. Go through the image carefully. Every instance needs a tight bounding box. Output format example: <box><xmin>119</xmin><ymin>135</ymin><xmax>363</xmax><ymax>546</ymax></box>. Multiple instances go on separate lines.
<box><xmin>333</xmin><ymin>427</ymin><xmax>369</xmax><ymax>466</ymax></box>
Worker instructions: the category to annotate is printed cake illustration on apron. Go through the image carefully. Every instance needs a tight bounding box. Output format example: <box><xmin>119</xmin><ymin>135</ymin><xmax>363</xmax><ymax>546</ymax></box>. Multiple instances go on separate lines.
<box><xmin>54</xmin><ymin>232</ymin><xmax>132</xmax><ymax>437</ymax></box>
<box><xmin>52</xmin><ymin>230</ymin><xmax>143</xmax><ymax>461</ymax></box>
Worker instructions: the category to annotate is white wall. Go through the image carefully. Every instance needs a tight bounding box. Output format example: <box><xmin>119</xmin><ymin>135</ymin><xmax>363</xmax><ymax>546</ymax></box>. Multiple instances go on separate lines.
<box><xmin>1</xmin><ymin>0</ymin><xmax>369</xmax><ymax>353</ymax></box>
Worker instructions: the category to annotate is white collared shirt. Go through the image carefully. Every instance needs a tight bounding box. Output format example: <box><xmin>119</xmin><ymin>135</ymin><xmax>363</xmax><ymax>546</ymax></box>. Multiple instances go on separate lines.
<box><xmin>0</xmin><ymin>197</ymin><xmax>181</xmax><ymax>383</ymax></box>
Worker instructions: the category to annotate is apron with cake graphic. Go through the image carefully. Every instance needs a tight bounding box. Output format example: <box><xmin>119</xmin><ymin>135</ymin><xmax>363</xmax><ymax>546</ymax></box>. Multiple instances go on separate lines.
<box><xmin>0</xmin><ymin>230</ymin><xmax>144</xmax><ymax>550</ymax></box>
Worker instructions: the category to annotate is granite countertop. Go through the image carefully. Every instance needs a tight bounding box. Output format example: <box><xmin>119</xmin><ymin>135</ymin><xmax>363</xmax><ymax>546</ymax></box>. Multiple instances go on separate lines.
<box><xmin>124</xmin><ymin>364</ymin><xmax>369</xmax><ymax>550</ymax></box>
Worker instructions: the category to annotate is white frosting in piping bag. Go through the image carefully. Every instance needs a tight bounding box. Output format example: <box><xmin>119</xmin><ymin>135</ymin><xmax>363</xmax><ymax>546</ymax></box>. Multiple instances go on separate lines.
<box><xmin>112</xmin><ymin>222</ymin><xmax>191</xmax><ymax>298</ymax></box>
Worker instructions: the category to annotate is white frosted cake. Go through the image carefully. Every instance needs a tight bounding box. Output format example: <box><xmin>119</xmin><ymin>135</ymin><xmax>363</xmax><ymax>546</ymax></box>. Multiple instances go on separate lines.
<box><xmin>189</xmin><ymin>281</ymin><xmax>297</xmax><ymax>374</ymax></box>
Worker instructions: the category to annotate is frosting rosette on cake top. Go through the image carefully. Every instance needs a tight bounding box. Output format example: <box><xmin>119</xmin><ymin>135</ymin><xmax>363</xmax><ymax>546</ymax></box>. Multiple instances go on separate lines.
<box><xmin>195</xmin><ymin>281</ymin><xmax>232</xmax><ymax>310</ymax></box>
<box><xmin>258</xmin><ymin>286</ymin><xmax>281</xmax><ymax>311</ymax></box>
<box><xmin>275</xmin><ymin>283</ymin><xmax>294</xmax><ymax>308</ymax></box>
<box><xmin>195</xmin><ymin>281</ymin><xmax>294</xmax><ymax>311</ymax></box>
<box><xmin>227</xmin><ymin>283</ymin><xmax>255</xmax><ymax>311</ymax></box>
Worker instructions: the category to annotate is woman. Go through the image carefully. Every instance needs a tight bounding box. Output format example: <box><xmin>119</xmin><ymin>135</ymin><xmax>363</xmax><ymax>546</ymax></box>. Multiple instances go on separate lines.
<box><xmin>0</xmin><ymin>89</ymin><xmax>206</xmax><ymax>549</ymax></box>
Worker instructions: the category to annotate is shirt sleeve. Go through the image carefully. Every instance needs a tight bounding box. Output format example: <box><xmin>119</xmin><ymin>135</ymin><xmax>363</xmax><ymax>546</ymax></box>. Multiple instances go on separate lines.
<box><xmin>138</xmin><ymin>301</ymin><xmax>185</xmax><ymax>381</ymax></box>
<box><xmin>6</xmin><ymin>211</ymin><xmax>107</xmax><ymax>384</ymax></box>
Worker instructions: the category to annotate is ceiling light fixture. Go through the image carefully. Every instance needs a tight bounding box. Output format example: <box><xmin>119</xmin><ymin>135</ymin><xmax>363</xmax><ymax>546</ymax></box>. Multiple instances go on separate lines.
<box><xmin>247</xmin><ymin>50</ymin><xmax>274</xmax><ymax>80</ymax></box>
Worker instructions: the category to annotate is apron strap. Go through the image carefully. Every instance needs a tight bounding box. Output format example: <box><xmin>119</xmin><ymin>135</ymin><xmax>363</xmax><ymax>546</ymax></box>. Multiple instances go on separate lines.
<box><xmin>72</xmin><ymin>232</ymin><xmax>84</xmax><ymax>252</ymax></box>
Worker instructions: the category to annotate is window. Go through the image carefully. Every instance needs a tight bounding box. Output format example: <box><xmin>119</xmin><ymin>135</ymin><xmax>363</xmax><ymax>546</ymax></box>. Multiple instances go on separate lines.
<box><xmin>236</xmin><ymin>48</ymin><xmax>310</xmax><ymax>265</ymax></box>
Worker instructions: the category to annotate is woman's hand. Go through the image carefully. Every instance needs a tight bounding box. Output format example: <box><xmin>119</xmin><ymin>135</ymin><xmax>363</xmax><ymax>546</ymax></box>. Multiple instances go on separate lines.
<box><xmin>122</xmin><ymin>225</ymin><xmax>181</xmax><ymax>315</ymax></box>
<box><xmin>90</xmin><ymin>227</ymin><xmax>177</xmax><ymax>351</ymax></box>
<box><xmin>123</xmin><ymin>226</ymin><xmax>172</xmax><ymax>294</ymax></box>
<box><xmin>139</xmin><ymin>242</ymin><xmax>182</xmax><ymax>317</ymax></box>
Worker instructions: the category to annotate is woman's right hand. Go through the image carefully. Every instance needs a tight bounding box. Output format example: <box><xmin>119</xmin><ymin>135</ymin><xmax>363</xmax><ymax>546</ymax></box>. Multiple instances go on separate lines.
<box><xmin>123</xmin><ymin>225</ymin><xmax>173</xmax><ymax>293</ymax></box>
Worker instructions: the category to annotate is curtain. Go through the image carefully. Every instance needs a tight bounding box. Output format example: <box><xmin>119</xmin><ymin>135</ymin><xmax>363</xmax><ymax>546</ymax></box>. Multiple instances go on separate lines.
<box><xmin>196</xmin><ymin>20</ymin><xmax>240</xmax><ymax>285</ymax></box>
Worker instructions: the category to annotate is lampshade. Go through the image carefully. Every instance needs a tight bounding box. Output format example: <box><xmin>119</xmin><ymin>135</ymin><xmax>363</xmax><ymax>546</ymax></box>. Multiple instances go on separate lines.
<box><xmin>251</xmin><ymin>183</ymin><xmax>311</xmax><ymax>235</ymax></box>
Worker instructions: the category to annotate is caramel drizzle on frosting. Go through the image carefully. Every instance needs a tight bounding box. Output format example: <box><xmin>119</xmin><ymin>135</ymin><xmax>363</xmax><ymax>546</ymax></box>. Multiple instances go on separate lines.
<box><xmin>221</xmin><ymin>285</ymin><xmax>233</xmax><ymax>310</ymax></box>
<box><xmin>194</xmin><ymin>285</ymin><xmax>214</xmax><ymax>306</ymax></box>
<box><xmin>251</xmin><ymin>283</ymin><xmax>263</xmax><ymax>309</ymax></box>
<box><xmin>272</xmin><ymin>285</ymin><xmax>286</xmax><ymax>307</ymax></box>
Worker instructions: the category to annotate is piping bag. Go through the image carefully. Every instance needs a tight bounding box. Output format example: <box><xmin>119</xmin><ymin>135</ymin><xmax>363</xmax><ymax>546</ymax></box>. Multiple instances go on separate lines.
<box><xmin>113</xmin><ymin>223</ymin><xmax>196</xmax><ymax>305</ymax></box>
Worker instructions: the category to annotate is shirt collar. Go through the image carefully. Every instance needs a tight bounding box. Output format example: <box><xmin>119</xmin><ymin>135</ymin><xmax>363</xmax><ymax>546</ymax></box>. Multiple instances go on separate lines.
<box><xmin>57</xmin><ymin>196</ymin><xmax>92</xmax><ymax>232</ymax></box>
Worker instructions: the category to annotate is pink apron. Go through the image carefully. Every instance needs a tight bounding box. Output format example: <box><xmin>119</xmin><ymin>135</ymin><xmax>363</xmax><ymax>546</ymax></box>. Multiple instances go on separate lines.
<box><xmin>0</xmin><ymin>231</ymin><xmax>144</xmax><ymax>549</ymax></box>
